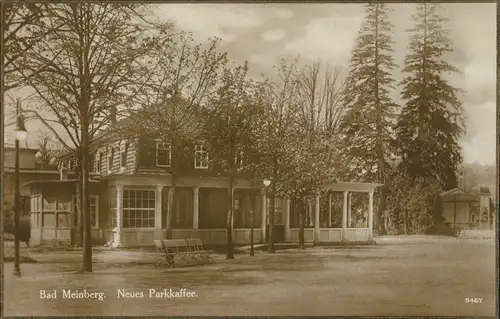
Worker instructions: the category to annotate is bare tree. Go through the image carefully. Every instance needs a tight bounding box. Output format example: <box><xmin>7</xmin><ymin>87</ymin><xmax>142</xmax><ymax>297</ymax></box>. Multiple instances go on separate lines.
<box><xmin>34</xmin><ymin>134</ymin><xmax>60</xmax><ymax>168</ymax></box>
<box><xmin>296</xmin><ymin>61</ymin><xmax>345</xmax><ymax>135</ymax></box>
<box><xmin>17</xmin><ymin>3</ymin><xmax>173</xmax><ymax>272</ymax></box>
<box><xmin>204</xmin><ymin>62</ymin><xmax>262</xmax><ymax>259</ymax></box>
<box><xmin>289</xmin><ymin>60</ymin><xmax>345</xmax><ymax>248</ymax></box>
<box><xmin>3</xmin><ymin>3</ymin><xmax>52</xmax><ymax>91</ymax></box>
<box><xmin>458</xmin><ymin>163</ymin><xmax>481</xmax><ymax>193</ymax></box>
<box><xmin>123</xmin><ymin>33</ymin><xmax>228</xmax><ymax>240</ymax></box>
<box><xmin>256</xmin><ymin>58</ymin><xmax>304</xmax><ymax>253</ymax></box>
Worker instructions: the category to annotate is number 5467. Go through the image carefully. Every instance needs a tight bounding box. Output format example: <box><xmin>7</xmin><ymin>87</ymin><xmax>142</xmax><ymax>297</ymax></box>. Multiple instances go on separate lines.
<box><xmin>465</xmin><ymin>298</ymin><xmax>483</xmax><ymax>304</ymax></box>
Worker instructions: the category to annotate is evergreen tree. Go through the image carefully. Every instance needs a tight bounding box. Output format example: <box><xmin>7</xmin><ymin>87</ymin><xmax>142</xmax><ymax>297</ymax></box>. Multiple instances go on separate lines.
<box><xmin>397</xmin><ymin>3</ymin><xmax>464</xmax><ymax>190</ymax></box>
<box><xmin>339</xmin><ymin>3</ymin><xmax>398</xmax><ymax>235</ymax></box>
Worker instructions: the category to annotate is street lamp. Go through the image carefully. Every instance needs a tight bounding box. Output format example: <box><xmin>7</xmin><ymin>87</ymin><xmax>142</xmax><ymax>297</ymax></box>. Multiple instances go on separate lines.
<box><xmin>14</xmin><ymin>98</ymin><xmax>27</xmax><ymax>277</ymax></box>
<box><xmin>262</xmin><ymin>178</ymin><xmax>271</xmax><ymax>229</ymax></box>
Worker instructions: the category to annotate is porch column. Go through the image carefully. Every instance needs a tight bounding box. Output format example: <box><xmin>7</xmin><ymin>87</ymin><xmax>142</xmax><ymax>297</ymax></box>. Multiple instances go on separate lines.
<box><xmin>114</xmin><ymin>184</ymin><xmax>123</xmax><ymax>247</ymax></box>
<box><xmin>155</xmin><ymin>185</ymin><xmax>163</xmax><ymax>240</ymax></box>
<box><xmin>342</xmin><ymin>191</ymin><xmax>348</xmax><ymax>242</ymax></box>
<box><xmin>314</xmin><ymin>193</ymin><xmax>320</xmax><ymax>244</ymax></box>
<box><xmin>193</xmin><ymin>186</ymin><xmax>199</xmax><ymax>229</ymax></box>
<box><xmin>348</xmin><ymin>192</ymin><xmax>352</xmax><ymax>228</ymax></box>
<box><xmin>260</xmin><ymin>187</ymin><xmax>266</xmax><ymax>243</ymax></box>
<box><xmin>368</xmin><ymin>191</ymin><xmax>374</xmax><ymax>241</ymax></box>
<box><xmin>328</xmin><ymin>192</ymin><xmax>332</xmax><ymax>228</ymax></box>
<box><xmin>284</xmin><ymin>196</ymin><xmax>291</xmax><ymax>242</ymax></box>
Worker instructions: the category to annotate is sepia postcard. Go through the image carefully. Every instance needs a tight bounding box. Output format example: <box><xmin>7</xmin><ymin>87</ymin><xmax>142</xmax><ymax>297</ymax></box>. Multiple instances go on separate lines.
<box><xmin>2</xmin><ymin>1</ymin><xmax>497</xmax><ymax>317</ymax></box>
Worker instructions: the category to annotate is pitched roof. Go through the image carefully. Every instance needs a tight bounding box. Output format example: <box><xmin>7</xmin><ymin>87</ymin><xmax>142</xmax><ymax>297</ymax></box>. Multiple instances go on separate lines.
<box><xmin>441</xmin><ymin>186</ymin><xmax>491</xmax><ymax>197</ymax></box>
<box><xmin>93</xmin><ymin>95</ymin><xmax>206</xmax><ymax>146</ymax></box>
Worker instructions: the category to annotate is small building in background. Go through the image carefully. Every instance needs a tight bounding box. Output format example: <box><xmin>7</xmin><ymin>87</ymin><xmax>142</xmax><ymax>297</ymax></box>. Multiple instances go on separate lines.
<box><xmin>440</xmin><ymin>186</ymin><xmax>494</xmax><ymax>231</ymax></box>
<box><xmin>3</xmin><ymin>147</ymin><xmax>60</xmax><ymax>223</ymax></box>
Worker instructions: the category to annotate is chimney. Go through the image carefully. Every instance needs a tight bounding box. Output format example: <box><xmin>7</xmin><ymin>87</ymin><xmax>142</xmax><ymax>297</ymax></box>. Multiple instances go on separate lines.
<box><xmin>110</xmin><ymin>106</ymin><xmax>117</xmax><ymax>125</ymax></box>
<box><xmin>60</xmin><ymin>166</ymin><xmax>68</xmax><ymax>180</ymax></box>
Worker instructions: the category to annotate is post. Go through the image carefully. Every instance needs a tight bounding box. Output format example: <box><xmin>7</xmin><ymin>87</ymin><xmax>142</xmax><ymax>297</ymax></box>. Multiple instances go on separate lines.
<box><xmin>155</xmin><ymin>185</ymin><xmax>163</xmax><ymax>239</ymax></box>
<box><xmin>284</xmin><ymin>196</ymin><xmax>291</xmax><ymax>242</ymax></box>
<box><xmin>14</xmin><ymin>134</ymin><xmax>21</xmax><ymax>276</ymax></box>
<box><xmin>342</xmin><ymin>191</ymin><xmax>348</xmax><ymax>243</ymax></box>
<box><xmin>347</xmin><ymin>192</ymin><xmax>352</xmax><ymax>228</ymax></box>
<box><xmin>193</xmin><ymin>186</ymin><xmax>199</xmax><ymax>229</ymax></box>
<box><xmin>328</xmin><ymin>192</ymin><xmax>332</xmax><ymax>228</ymax></box>
<box><xmin>260</xmin><ymin>187</ymin><xmax>266</xmax><ymax>243</ymax></box>
<box><xmin>314</xmin><ymin>193</ymin><xmax>320</xmax><ymax>245</ymax></box>
<box><xmin>453</xmin><ymin>196</ymin><xmax>457</xmax><ymax>231</ymax></box>
<box><xmin>114</xmin><ymin>185</ymin><xmax>123</xmax><ymax>247</ymax></box>
<box><xmin>368</xmin><ymin>191</ymin><xmax>374</xmax><ymax>241</ymax></box>
<box><xmin>193</xmin><ymin>186</ymin><xmax>199</xmax><ymax>238</ymax></box>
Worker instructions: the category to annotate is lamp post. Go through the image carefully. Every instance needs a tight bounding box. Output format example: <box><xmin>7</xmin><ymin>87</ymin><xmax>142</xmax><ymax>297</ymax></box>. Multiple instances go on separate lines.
<box><xmin>14</xmin><ymin>98</ymin><xmax>28</xmax><ymax>277</ymax></box>
<box><xmin>263</xmin><ymin>179</ymin><xmax>271</xmax><ymax>251</ymax></box>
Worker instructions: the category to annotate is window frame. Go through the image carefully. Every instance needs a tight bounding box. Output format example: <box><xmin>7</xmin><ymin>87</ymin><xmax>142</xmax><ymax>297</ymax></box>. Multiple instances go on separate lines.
<box><xmin>194</xmin><ymin>144</ymin><xmax>209</xmax><ymax>169</ymax></box>
<box><xmin>71</xmin><ymin>194</ymin><xmax>99</xmax><ymax>229</ymax></box>
<box><xmin>107</xmin><ymin>148</ymin><xmax>114</xmax><ymax>172</ymax></box>
<box><xmin>156</xmin><ymin>141</ymin><xmax>172</xmax><ymax>167</ymax></box>
<box><xmin>97</xmin><ymin>151</ymin><xmax>104</xmax><ymax>173</ymax></box>
<box><xmin>120</xmin><ymin>141</ymin><xmax>129</xmax><ymax>168</ymax></box>
<box><xmin>122</xmin><ymin>188</ymin><xmax>156</xmax><ymax>229</ymax></box>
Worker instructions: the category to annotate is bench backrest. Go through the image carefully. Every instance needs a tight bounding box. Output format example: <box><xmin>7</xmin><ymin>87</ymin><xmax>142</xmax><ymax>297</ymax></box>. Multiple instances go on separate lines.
<box><xmin>162</xmin><ymin>239</ymin><xmax>188</xmax><ymax>253</ymax></box>
<box><xmin>193</xmin><ymin>238</ymin><xmax>204</xmax><ymax>247</ymax></box>
<box><xmin>185</xmin><ymin>238</ymin><xmax>195</xmax><ymax>247</ymax></box>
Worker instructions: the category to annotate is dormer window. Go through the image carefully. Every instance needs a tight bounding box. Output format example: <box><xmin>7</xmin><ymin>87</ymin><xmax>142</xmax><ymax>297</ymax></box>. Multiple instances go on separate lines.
<box><xmin>156</xmin><ymin>142</ymin><xmax>171</xmax><ymax>167</ymax></box>
<box><xmin>120</xmin><ymin>141</ymin><xmax>129</xmax><ymax>168</ymax></box>
<box><xmin>90</xmin><ymin>154</ymin><xmax>96</xmax><ymax>172</ymax></box>
<box><xmin>108</xmin><ymin>148</ymin><xmax>114</xmax><ymax>171</ymax></box>
<box><xmin>97</xmin><ymin>152</ymin><xmax>104</xmax><ymax>173</ymax></box>
<box><xmin>194</xmin><ymin>144</ymin><xmax>208</xmax><ymax>169</ymax></box>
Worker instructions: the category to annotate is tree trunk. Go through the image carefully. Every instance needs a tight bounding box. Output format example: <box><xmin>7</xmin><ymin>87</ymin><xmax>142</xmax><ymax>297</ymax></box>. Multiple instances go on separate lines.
<box><xmin>298</xmin><ymin>198</ymin><xmax>305</xmax><ymax>249</ymax></box>
<box><xmin>226</xmin><ymin>173</ymin><xmax>235</xmax><ymax>259</ymax></box>
<box><xmin>81</xmin><ymin>134</ymin><xmax>92</xmax><ymax>272</ymax></box>
<box><xmin>403</xmin><ymin>209</ymin><xmax>408</xmax><ymax>235</ymax></box>
<box><xmin>248</xmin><ymin>189</ymin><xmax>255</xmax><ymax>256</ymax></box>
<box><xmin>165</xmin><ymin>175</ymin><xmax>176</xmax><ymax>240</ymax></box>
<box><xmin>377</xmin><ymin>186</ymin><xmax>387</xmax><ymax>235</ymax></box>
<box><xmin>76</xmin><ymin>167</ymin><xmax>83</xmax><ymax>247</ymax></box>
<box><xmin>268</xmin><ymin>166</ymin><xmax>277</xmax><ymax>253</ymax></box>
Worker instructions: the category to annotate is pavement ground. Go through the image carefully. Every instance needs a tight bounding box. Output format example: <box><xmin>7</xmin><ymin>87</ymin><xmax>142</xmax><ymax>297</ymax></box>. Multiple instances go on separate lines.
<box><xmin>3</xmin><ymin>236</ymin><xmax>497</xmax><ymax>316</ymax></box>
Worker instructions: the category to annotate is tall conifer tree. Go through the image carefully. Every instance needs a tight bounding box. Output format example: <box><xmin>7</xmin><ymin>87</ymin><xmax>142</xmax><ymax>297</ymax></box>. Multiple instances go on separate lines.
<box><xmin>339</xmin><ymin>3</ymin><xmax>398</xmax><ymax>234</ymax></box>
<box><xmin>397</xmin><ymin>4</ymin><xmax>464</xmax><ymax>190</ymax></box>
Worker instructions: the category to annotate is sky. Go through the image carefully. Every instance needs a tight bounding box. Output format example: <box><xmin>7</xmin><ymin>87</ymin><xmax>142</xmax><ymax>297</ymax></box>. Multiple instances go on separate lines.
<box><xmin>4</xmin><ymin>3</ymin><xmax>497</xmax><ymax>166</ymax></box>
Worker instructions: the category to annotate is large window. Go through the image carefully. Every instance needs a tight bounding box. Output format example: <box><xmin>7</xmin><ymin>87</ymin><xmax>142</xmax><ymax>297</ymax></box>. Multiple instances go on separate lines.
<box><xmin>72</xmin><ymin>195</ymin><xmax>99</xmax><ymax>228</ymax></box>
<box><xmin>194</xmin><ymin>144</ymin><xmax>208</xmax><ymax>169</ymax></box>
<box><xmin>123</xmin><ymin>189</ymin><xmax>155</xmax><ymax>228</ymax></box>
<box><xmin>156</xmin><ymin>142</ymin><xmax>171</xmax><ymax>167</ymax></box>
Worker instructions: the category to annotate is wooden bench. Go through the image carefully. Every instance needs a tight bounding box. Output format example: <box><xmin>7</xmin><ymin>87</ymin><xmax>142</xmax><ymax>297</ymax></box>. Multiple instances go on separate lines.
<box><xmin>162</xmin><ymin>239</ymin><xmax>197</xmax><ymax>267</ymax></box>
<box><xmin>186</xmin><ymin>238</ymin><xmax>215</xmax><ymax>264</ymax></box>
<box><xmin>153</xmin><ymin>240</ymin><xmax>174</xmax><ymax>268</ymax></box>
